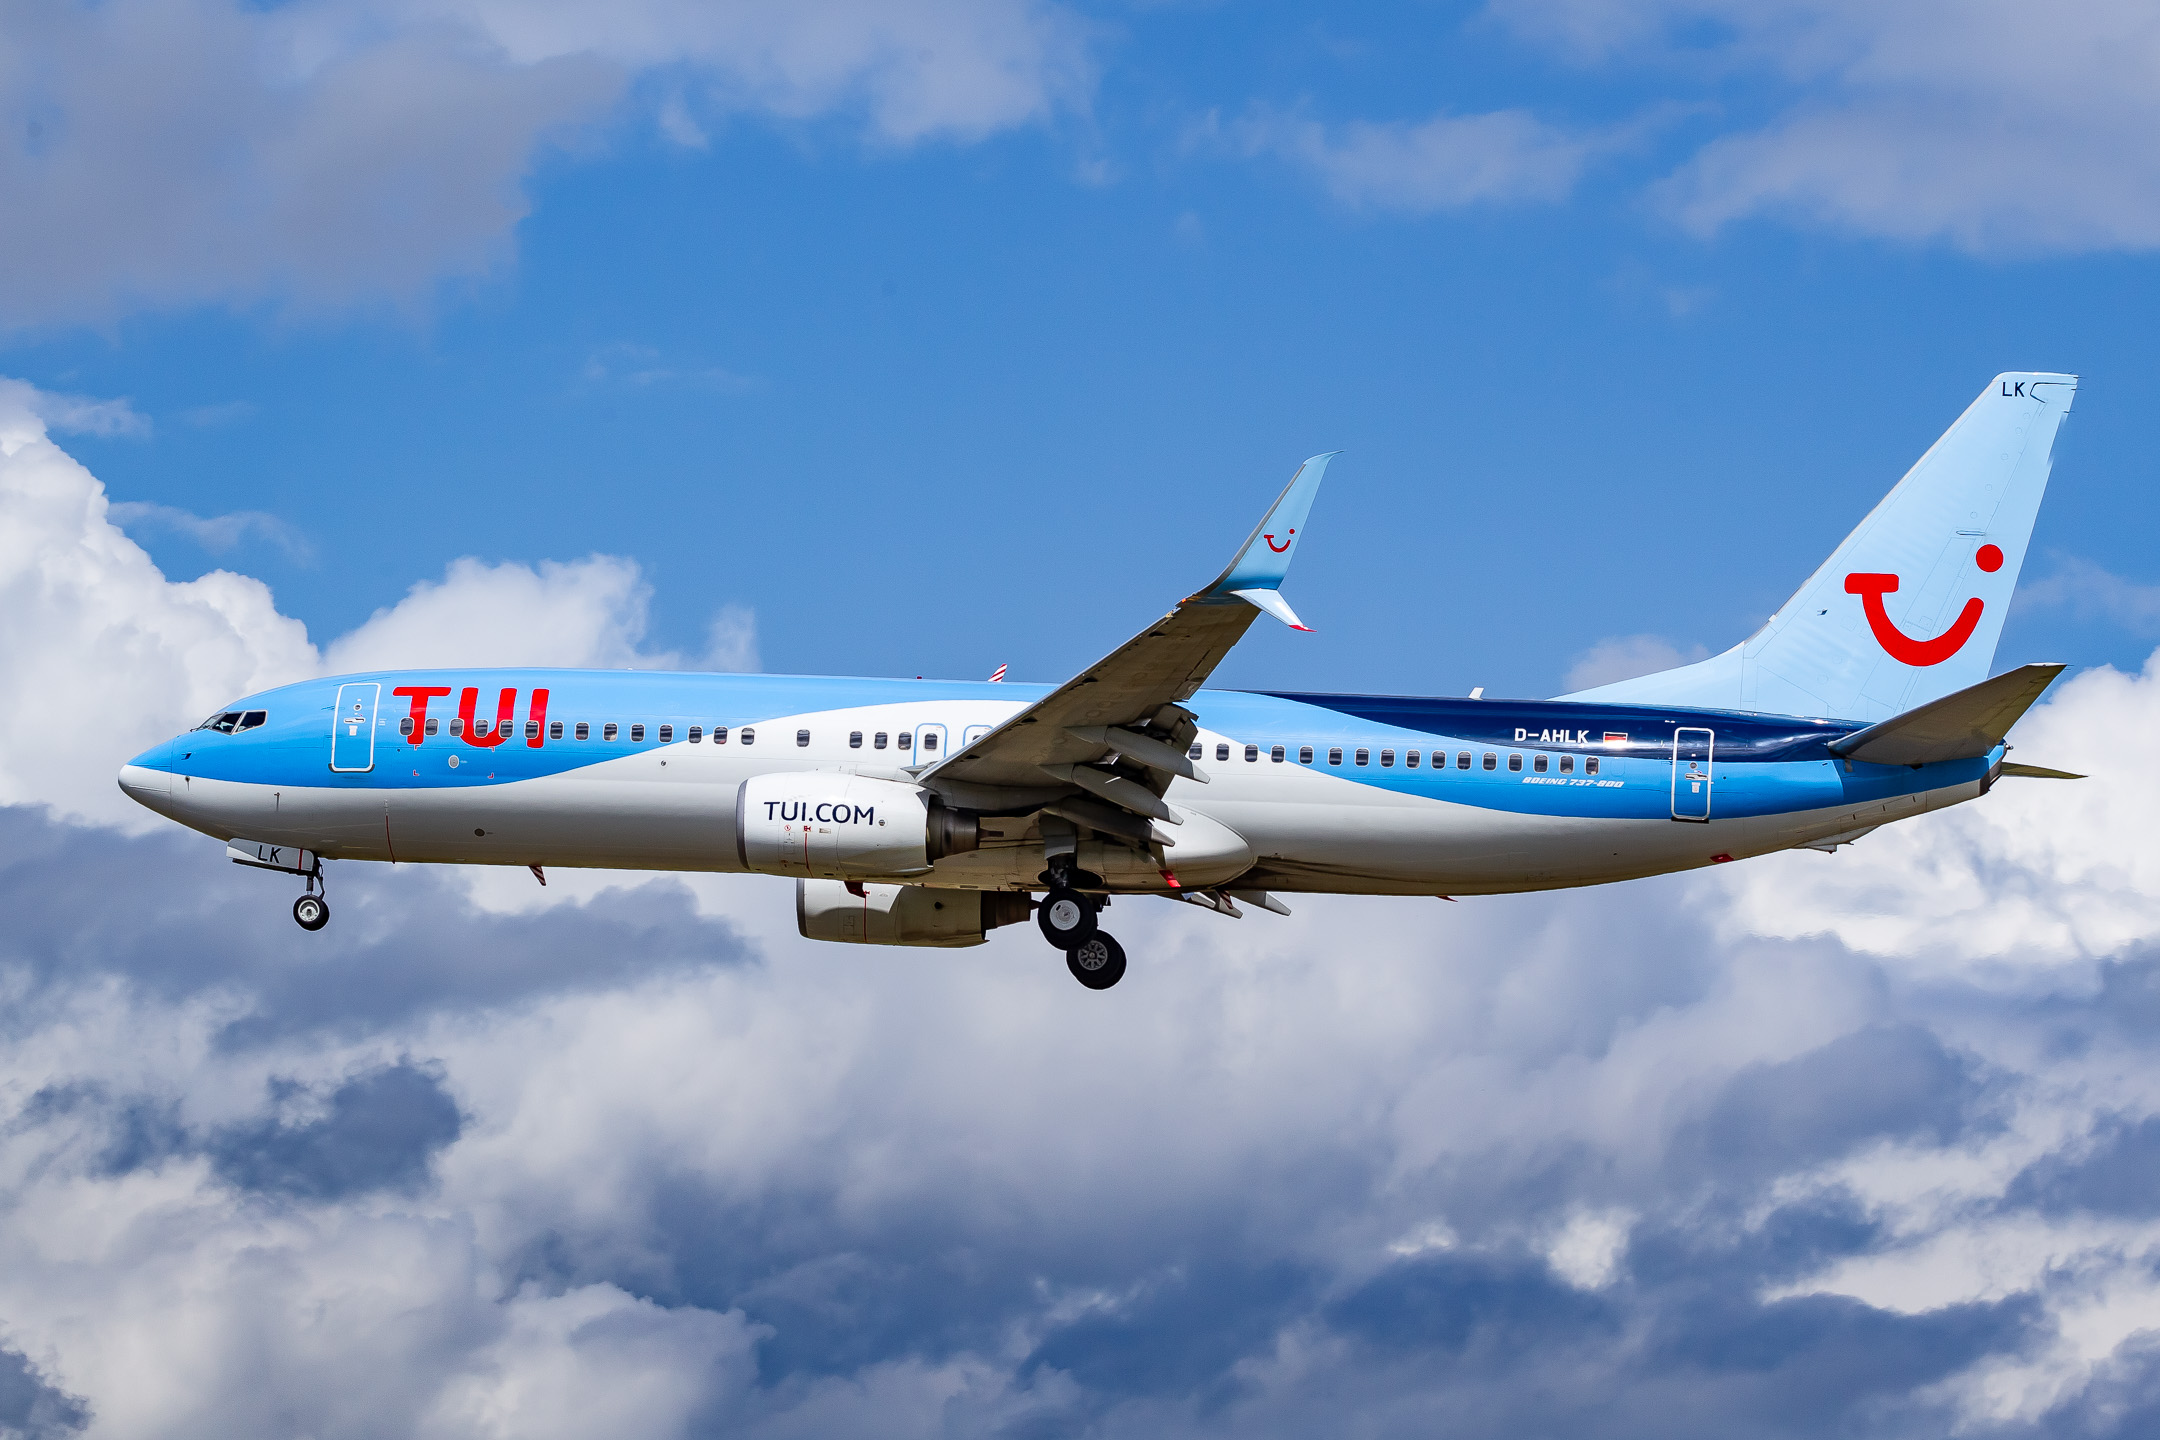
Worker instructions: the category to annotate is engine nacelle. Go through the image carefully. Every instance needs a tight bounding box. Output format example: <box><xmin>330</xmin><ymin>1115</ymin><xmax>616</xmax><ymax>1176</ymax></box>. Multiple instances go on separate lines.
<box><xmin>736</xmin><ymin>772</ymin><xmax>977</xmax><ymax>879</ymax></box>
<box><xmin>796</xmin><ymin>880</ymin><xmax>1032</xmax><ymax>947</ymax></box>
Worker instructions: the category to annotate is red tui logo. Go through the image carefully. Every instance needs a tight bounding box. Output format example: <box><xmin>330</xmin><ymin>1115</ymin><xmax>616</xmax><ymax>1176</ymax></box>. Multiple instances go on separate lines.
<box><xmin>1844</xmin><ymin>544</ymin><xmax>2003</xmax><ymax>667</ymax></box>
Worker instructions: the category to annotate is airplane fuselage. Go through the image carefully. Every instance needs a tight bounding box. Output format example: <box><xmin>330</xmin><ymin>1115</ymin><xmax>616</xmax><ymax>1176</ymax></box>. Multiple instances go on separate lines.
<box><xmin>119</xmin><ymin>668</ymin><xmax>1987</xmax><ymax>897</ymax></box>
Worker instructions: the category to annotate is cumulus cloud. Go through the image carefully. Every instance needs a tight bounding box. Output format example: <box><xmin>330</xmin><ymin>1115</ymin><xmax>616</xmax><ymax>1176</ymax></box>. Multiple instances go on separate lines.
<box><xmin>2017</xmin><ymin>553</ymin><xmax>2160</xmax><ymax>637</ymax></box>
<box><xmin>1497</xmin><ymin>0</ymin><xmax>2160</xmax><ymax>253</ymax></box>
<box><xmin>0</xmin><ymin>0</ymin><xmax>1092</xmax><ymax>326</ymax></box>
<box><xmin>1223</xmin><ymin>106</ymin><xmax>1602</xmax><ymax>212</ymax></box>
<box><xmin>0</xmin><ymin>379</ymin><xmax>755</xmax><ymax>827</ymax></box>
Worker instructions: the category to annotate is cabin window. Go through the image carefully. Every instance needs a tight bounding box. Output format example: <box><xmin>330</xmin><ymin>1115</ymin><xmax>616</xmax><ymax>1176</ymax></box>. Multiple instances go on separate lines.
<box><xmin>527</xmin><ymin>720</ymin><xmax>541</xmax><ymax>740</ymax></box>
<box><xmin>1559</xmin><ymin>754</ymin><xmax>1573</xmax><ymax>774</ymax></box>
<box><xmin>449</xmin><ymin>717</ymin><xmax>465</xmax><ymax>736</ymax></box>
<box><xmin>652</xmin><ymin>724</ymin><xmax>667</xmax><ymax>742</ymax></box>
<box><xmin>631</xmin><ymin>724</ymin><xmax>646</xmax><ymax>742</ymax></box>
<box><xmin>1482</xmin><ymin>752</ymin><xmax>1496</xmax><ymax>770</ymax></box>
<box><xmin>1533</xmin><ymin>754</ymin><xmax>1548</xmax><ymax>773</ymax></box>
<box><xmin>688</xmin><ymin>726</ymin><xmax>702</xmax><ymax>742</ymax></box>
<box><xmin>1271</xmin><ymin>745</ymin><xmax>1285</xmax><ymax>763</ymax></box>
<box><xmin>1329</xmin><ymin>747</ymin><xmax>1343</xmax><ymax>765</ymax></box>
<box><xmin>796</xmin><ymin>729</ymin><xmax>810</xmax><ymax>747</ymax></box>
<box><xmin>1355</xmin><ymin>748</ymin><xmax>1370</xmax><ymax>766</ymax></box>
<box><xmin>427</xmin><ymin>718</ymin><xmax>440</xmax><ymax>737</ymax></box>
<box><xmin>850</xmin><ymin>731</ymin><xmax>863</xmax><ymax>749</ymax></box>
<box><xmin>1585</xmin><ymin>756</ymin><xmax>1600</xmax><ymax>775</ymax></box>
<box><xmin>1189</xmin><ymin>743</ymin><xmax>1203</xmax><ymax>759</ymax></box>
<box><xmin>1457</xmin><ymin>750</ymin><xmax>1471</xmax><ymax>769</ymax></box>
<box><xmin>1216</xmin><ymin>743</ymin><xmax>1231</xmax><ymax>761</ymax></box>
<box><xmin>1299</xmin><ymin>746</ymin><xmax>1314</xmax><ymax>764</ymax></box>
<box><xmin>922</xmin><ymin>733</ymin><xmax>938</xmax><ymax>751</ymax></box>
<box><xmin>1508</xmin><ymin>753</ymin><xmax>1523</xmax><ymax>772</ymax></box>
<box><xmin>399</xmin><ymin>717</ymin><xmax>415</xmax><ymax>736</ymax></box>
<box><xmin>575</xmin><ymin>722</ymin><xmax>590</xmax><ymax>740</ymax></box>
<box><xmin>550</xmin><ymin>721</ymin><xmax>562</xmax><ymax>740</ymax></box>
<box><xmin>238</xmin><ymin>711</ymin><xmax>267</xmax><ymax>731</ymax></box>
<box><xmin>897</xmin><ymin>732</ymin><xmax>912</xmax><ymax>750</ymax></box>
<box><xmin>715</xmin><ymin>726</ymin><xmax>729</xmax><ymax>744</ymax></box>
<box><xmin>741</xmin><ymin>727</ymin><xmax>755</xmax><ymax>745</ymax></box>
<box><xmin>874</xmin><ymin>732</ymin><xmax>888</xmax><ymax>749</ymax></box>
<box><xmin>604</xmin><ymin>723</ymin><xmax>619</xmax><ymax>741</ymax></box>
<box><xmin>1245</xmin><ymin>744</ymin><xmax>1259</xmax><ymax>762</ymax></box>
<box><xmin>1406</xmin><ymin>751</ymin><xmax>1420</xmax><ymax>769</ymax></box>
<box><xmin>1380</xmin><ymin>749</ymin><xmax>1394</xmax><ymax>768</ymax></box>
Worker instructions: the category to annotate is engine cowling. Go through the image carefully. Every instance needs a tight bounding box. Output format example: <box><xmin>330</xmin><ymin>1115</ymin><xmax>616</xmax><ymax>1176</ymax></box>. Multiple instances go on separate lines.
<box><xmin>796</xmin><ymin>880</ymin><xmax>1032</xmax><ymax>947</ymax></box>
<box><xmin>736</xmin><ymin>772</ymin><xmax>977</xmax><ymax>879</ymax></box>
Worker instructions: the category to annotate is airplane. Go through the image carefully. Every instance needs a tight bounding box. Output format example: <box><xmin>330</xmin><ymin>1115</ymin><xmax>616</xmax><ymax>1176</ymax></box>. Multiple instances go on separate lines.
<box><xmin>118</xmin><ymin>373</ymin><xmax>2083</xmax><ymax>990</ymax></box>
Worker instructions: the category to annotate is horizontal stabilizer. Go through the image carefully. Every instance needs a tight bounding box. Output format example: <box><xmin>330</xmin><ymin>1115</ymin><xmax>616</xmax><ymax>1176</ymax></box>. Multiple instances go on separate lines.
<box><xmin>1829</xmin><ymin>663</ymin><xmax>2064</xmax><ymax>766</ymax></box>
<box><xmin>1998</xmin><ymin>761</ymin><xmax>2085</xmax><ymax>780</ymax></box>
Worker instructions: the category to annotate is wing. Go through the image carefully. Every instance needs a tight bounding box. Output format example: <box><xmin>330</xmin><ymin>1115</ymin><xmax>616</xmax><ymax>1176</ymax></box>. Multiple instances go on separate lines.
<box><xmin>918</xmin><ymin>453</ymin><xmax>1338</xmax><ymax>840</ymax></box>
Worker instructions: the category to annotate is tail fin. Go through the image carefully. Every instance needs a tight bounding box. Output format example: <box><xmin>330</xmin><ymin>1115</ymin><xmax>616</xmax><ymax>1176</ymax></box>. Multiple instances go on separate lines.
<box><xmin>1563</xmin><ymin>372</ymin><xmax>2076</xmax><ymax>722</ymax></box>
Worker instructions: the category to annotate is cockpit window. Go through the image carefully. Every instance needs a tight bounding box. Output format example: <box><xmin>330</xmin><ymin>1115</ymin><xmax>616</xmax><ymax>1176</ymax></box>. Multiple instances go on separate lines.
<box><xmin>238</xmin><ymin>711</ymin><xmax>267</xmax><ymax>731</ymax></box>
<box><xmin>197</xmin><ymin>711</ymin><xmax>243</xmax><ymax>733</ymax></box>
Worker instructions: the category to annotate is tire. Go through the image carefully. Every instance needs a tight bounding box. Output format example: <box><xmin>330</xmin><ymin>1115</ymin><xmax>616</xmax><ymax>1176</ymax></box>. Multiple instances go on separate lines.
<box><xmin>293</xmin><ymin>894</ymin><xmax>330</xmax><ymax>931</ymax></box>
<box><xmin>1037</xmin><ymin>887</ymin><xmax>1096</xmax><ymax>948</ymax></box>
<box><xmin>1067</xmin><ymin>932</ymin><xmax>1126</xmax><ymax>990</ymax></box>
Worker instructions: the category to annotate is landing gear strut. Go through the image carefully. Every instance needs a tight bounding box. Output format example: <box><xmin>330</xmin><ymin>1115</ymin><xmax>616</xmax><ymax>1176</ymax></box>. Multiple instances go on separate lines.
<box><xmin>292</xmin><ymin>860</ymin><xmax>329</xmax><ymax>931</ymax></box>
<box><xmin>1037</xmin><ymin>863</ymin><xmax>1125</xmax><ymax>989</ymax></box>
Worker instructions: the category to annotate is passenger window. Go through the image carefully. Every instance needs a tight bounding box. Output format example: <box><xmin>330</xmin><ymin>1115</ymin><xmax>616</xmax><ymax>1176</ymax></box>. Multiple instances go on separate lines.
<box><xmin>1355</xmin><ymin>748</ymin><xmax>1370</xmax><ymax>766</ymax></box>
<box><xmin>797</xmin><ymin>729</ymin><xmax>811</xmax><ymax>747</ymax></box>
<box><xmin>550</xmin><ymin>721</ymin><xmax>563</xmax><ymax>740</ymax></box>
<box><xmin>526</xmin><ymin>720</ymin><xmax>540</xmax><ymax>740</ymax></box>
<box><xmin>1245</xmin><ymin>744</ymin><xmax>1259</xmax><ymax>762</ymax></box>
<box><xmin>923</xmin><ymin>733</ymin><xmax>938</xmax><ymax>751</ymax></box>
<box><xmin>688</xmin><ymin>726</ymin><xmax>702</xmax><ymax>742</ymax></box>
<box><xmin>239</xmin><ymin>711</ymin><xmax>267</xmax><ymax>731</ymax></box>
<box><xmin>1299</xmin><ymin>746</ymin><xmax>1313</xmax><ymax>764</ymax></box>
<box><xmin>1329</xmin><ymin>747</ymin><xmax>1343</xmax><ymax>765</ymax></box>
<box><xmin>575</xmin><ymin>722</ymin><xmax>590</xmax><ymax>741</ymax></box>
<box><xmin>426</xmin><ymin>718</ymin><xmax>440</xmax><ymax>737</ymax></box>
<box><xmin>1406</xmin><ymin>751</ymin><xmax>1420</xmax><ymax>768</ymax></box>
<box><xmin>741</xmin><ymin>727</ymin><xmax>755</xmax><ymax>745</ymax></box>
<box><xmin>449</xmin><ymin>717</ymin><xmax>465</xmax><ymax>736</ymax></box>
<box><xmin>1508</xmin><ymin>753</ymin><xmax>1523</xmax><ymax>772</ymax></box>
<box><xmin>1456</xmin><ymin>750</ymin><xmax>1470</xmax><ymax>769</ymax></box>
<box><xmin>1559</xmin><ymin>754</ymin><xmax>1573</xmax><ymax>774</ymax></box>
<box><xmin>1216</xmin><ymin>743</ymin><xmax>1230</xmax><ymax>761</ymax></box>
<box><xmin>849</xmin><ymin>731</ymin><xmax>863</xmax><ymax>749</ymax></box>
<box><xmin>1586</xmin><ymin>756</ymin><xmax>1599</xmax><ymax>775</ymax></box>
<box><xmin>399</xmin><ymin>717</ymin><xmax>415</xmax><ymax>736</ymax></box>
<box><xmin>604</xmin><ymin>723</ymin><xmax>619</xmax><ymax>741</ymax></box>
<box><xmin>1188</xmin><ymin>743</ymin><xmax>1202</xmax><ymax>759</ymax></box>
<box><xmin>631</xmin><ymin>724</ymin><xmax>645</xmax><ymax>742</ymax></box>
<box><xmin>1482</xmin><ymin>752</ymin><xmax>1496</xmax><ymax>770</ymax></box>
<box><xmin>713</xmin><ymin>727</ymin><xmax>728</xmax><ymax>744</ymax></box>
<box><xmin>658</xmin><ymin>724</ymin><xmax>673</xmax><ymax>742</ymax></box>
<box><xmin>897</xmin><ymin>732</ymin><xmax>912</xmax><ymax>750</ymax></box>
<box><xmin>1270</xmin><ymin>745</ymin><xmax>1285</xmax><ymax>763</ymax></box>
<box><xmin>1533</xmin><ymin>754</ymin><xmax>1548</xmax><ymax>773</ymax></box>
<box><xmin>874</xmin><ymin>732</ymin><xmax>888</xmax><ymax>749</ymax></box>
<box><xmin>1380</xmin><ymin>749</ymin><xmax>1394</xmax><ymax>768</ymax></box>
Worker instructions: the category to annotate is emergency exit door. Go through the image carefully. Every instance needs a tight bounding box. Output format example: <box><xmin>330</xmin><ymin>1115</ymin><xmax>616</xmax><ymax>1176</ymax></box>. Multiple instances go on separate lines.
<box><xmin>1670</xmin><ymin>727</ymin><xmax>1714</xmax><ymax>821</ymax></box>
<box><xmin>330</xmin><ymin>683</ymin><xmax>380</xmax><ymax>773</ymax></box>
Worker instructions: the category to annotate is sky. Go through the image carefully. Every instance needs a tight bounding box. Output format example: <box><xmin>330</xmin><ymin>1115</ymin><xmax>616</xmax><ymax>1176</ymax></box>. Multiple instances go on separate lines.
<box><xmin>5</xmin><ymin>1</ymin><xmax>2160</xmax><ymax>1436</ymax></box>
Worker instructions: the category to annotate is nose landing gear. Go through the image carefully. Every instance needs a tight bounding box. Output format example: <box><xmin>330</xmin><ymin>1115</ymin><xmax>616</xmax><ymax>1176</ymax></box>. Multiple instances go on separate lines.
<box><xmin>293</xmin><ymin>893</ymin><xmax>329</xmax><ymax>931</ymax></box>
<box><xmin>1038</xmin><ymin>864</ymin><xmax>1125</xmax><ymax>989</ymax></box>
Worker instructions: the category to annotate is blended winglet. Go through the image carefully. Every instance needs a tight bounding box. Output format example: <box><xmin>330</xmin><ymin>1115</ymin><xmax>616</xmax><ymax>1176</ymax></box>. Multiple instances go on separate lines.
<box><xmin>1205</xmin><ymin>452</ymin><xmax>1337</xmax><ymax>626</ymax></box>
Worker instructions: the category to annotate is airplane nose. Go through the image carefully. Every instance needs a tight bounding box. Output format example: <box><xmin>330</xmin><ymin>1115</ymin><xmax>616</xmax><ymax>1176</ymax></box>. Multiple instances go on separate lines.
<box><xmin>117</xmin><ymin>763</ymin><xmax>174</xmax><ymax>808</ymax></box>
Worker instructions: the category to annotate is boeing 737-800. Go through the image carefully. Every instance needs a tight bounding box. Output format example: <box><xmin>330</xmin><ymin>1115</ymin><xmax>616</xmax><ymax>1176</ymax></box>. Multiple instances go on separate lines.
<box><xmin>119</xmin><ymin>374</ymin><xmax>2082</xmax><ymax>988</ymax></box>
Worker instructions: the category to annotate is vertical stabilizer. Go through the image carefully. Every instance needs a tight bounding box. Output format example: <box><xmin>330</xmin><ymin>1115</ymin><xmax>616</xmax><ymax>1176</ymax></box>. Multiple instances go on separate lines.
<box><xmin>1563</xmin><ymin>373</ymin><xmax>2076</xmax><ymax>722</ymax></box>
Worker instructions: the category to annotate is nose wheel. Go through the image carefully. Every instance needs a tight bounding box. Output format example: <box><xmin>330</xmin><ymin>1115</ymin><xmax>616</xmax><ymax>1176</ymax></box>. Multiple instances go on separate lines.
<box><xmin>293</xmin><ymin>893</ymin><xmax>330</xmax><ymax>931</ymax></box>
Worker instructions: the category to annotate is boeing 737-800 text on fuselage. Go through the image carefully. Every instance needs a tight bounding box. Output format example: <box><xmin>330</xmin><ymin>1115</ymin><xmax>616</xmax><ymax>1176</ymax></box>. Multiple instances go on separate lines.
<box><xmin>119</xmin><ymin>375</ymin><xmax>2083</xmax><ymax>988</ymax></box>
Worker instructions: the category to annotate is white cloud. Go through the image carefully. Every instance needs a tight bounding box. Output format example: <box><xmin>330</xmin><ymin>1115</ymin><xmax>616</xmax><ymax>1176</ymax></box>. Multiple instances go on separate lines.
<box><xmin>2017</xmin><ymin>553</ymin><xmax>2160</xmax><ymax>637</ymax></box>
<box><xmin>1228</xmin><ymin>106</ymin><xmax>1599</xmax><ymax>212</ymax></box>
<box><xmin>0</xmin><ymin>0</ymin><xmax>1092</xmax><ymax>327</ymax></box>
<box><xmin>1499</xmin><ymin>0</ymin><xmax>2160</xmax><ymax>253</ymax></box>
<box><xmin>0</xmin><ymin>378</ymin><xmax>755</xmax><ymax>828</ymax></box>
<box><xmin>1560</xmin><ymin>632</ymin><xmax>1709</xmax><ymax>693</ymax></box>
<box><xmin>107</xmin><ymin>500</ymin><xmax>311</xmax><ymax>560</ymax></box>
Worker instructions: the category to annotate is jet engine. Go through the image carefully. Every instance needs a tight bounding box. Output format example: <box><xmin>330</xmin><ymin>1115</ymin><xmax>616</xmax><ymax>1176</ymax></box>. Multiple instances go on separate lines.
<box><xmin>736</xmin><ymin>772</ymin><xmax>978</xmax><ymax>879</ymax></box>
<box><xmin>796</xmin><ymin>880</ymin><xmax>1033</xmax><ymax>947</ymax></box>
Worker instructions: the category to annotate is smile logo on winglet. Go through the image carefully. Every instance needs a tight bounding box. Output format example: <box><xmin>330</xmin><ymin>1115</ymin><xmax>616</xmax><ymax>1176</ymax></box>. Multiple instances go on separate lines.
<box><xmin>1264</xmin><ymin>528</ymin><xmax>1296</xmax><ymax>553</ymax></box>
<box><xmin>1844</xmin><ymin>544</ymin><xmax>2003</xmax><ymax>667</ymax></box>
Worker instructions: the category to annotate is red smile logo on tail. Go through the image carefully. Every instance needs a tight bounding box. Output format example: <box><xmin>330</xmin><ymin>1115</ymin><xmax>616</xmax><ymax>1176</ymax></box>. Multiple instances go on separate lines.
<box><xmin>1845</xmin><ymin>544</ymin><xmax>2003</xmax><ymax>667</ymax></box>
<box><xmin>1264</xmin><ymin>528</ymin><xmax>1295</xmax><ymax>554</ymax></box>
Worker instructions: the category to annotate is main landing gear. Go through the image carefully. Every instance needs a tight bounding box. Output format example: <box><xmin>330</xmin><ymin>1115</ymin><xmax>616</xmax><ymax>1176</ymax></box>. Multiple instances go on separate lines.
<box><xmin>1039</xmin><ymin>867</ymin><xmax>1126</xmax><ymax>990</ymax></box>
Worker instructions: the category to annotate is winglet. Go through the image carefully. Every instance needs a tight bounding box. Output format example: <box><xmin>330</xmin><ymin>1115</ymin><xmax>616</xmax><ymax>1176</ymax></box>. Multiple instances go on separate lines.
<box><xmin>1204</xmin><ymin>452</ymin><xmax>1337</xmax><ymax>627</ymax></box>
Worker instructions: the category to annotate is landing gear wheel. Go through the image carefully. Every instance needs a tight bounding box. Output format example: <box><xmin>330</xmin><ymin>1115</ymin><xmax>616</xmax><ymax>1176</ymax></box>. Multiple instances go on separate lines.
<box><xmin>1037</xmin><ymin>887</ymin><xmax>1097</xmax><ymax>948</ymax></box>
<box><xmin>1067</xmin><ymin>932</ymin><xmax>1126</xmax><ymax>990</ymax></box>
<box><xmin>293</xmin><ymin>894</ymin><xmax>329</xmax><ymax>931</ymax></box>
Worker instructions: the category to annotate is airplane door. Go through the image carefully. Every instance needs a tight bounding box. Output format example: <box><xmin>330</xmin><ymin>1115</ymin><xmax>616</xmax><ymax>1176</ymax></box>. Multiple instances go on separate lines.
<box><xmin>913</xmin><ymin>723</ymin><xmax>948</xmax><ymax>769</ymax></box>
<box><xmin>331</xmin><ymin>682</ymin><xmax>381</xmax><ymax>773</ymax></box>
<box><xmin>962</xmin><ymin>724</ymin><xmax>990</xmax><ymax>749</ymax></box>
<box><xmin>1671</xmin><ymin>727</ymin><xmax>1714</xmax><ymax>822</ymax></box>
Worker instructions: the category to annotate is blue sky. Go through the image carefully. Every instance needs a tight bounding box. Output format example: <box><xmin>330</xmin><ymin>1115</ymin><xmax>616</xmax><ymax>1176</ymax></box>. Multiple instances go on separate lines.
<box><xmin>5</xmin><ymin>2</ymin><xmax>2160</xmax><ymax>1435</ymax></box>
